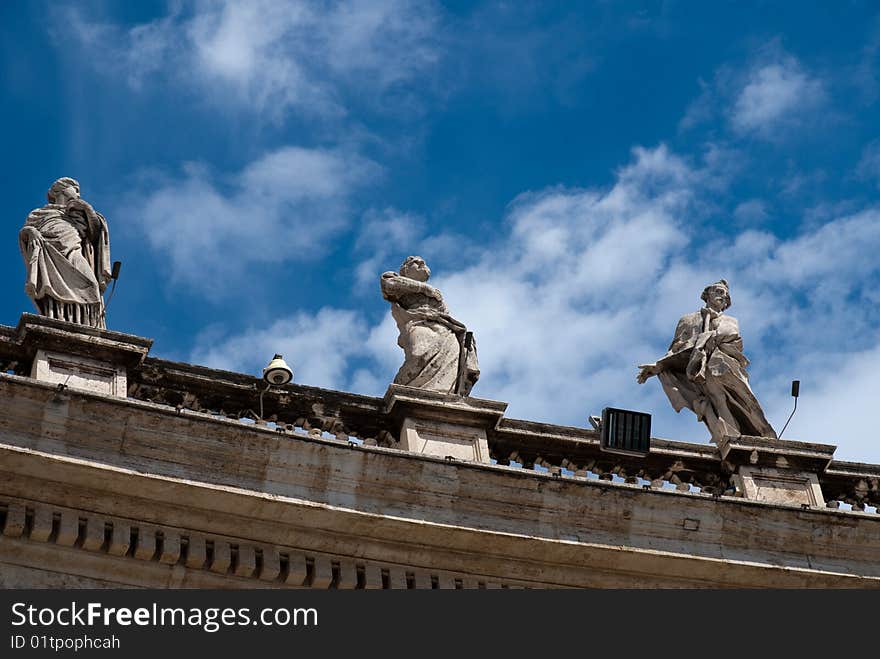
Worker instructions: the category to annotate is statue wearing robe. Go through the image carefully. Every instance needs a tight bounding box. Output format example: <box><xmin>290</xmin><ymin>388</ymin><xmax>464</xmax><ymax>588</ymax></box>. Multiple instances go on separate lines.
<box><xmin>381</xmin><ymin>256</ymin><xmax>479</xmax><ymax>395</ymax></box>
<box><xmin>19</xmin><ymin>178</ymin><xmax>111</xmax><ymax>328</ymax></box>
<box><xmin>638</xmin><ymin>280</ymin><xmax>776</xmax><ymax>442</ymax></box>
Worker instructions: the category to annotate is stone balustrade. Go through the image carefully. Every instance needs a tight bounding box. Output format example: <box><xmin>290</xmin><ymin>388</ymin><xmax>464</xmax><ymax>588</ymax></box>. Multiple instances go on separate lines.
<box><xmin>1</xmin><ymin>313</ymin><xmax>878</xmax><ymax>516</ymax></box>
<box><xmin>3</xmin><ymin>314</ymin><xmax>880</xmax><ymax>588</ymax></box>
<box><xmin>126</xmin><ymin>360</ymin><xmax>878</xmax><ymax>513</ymax></box>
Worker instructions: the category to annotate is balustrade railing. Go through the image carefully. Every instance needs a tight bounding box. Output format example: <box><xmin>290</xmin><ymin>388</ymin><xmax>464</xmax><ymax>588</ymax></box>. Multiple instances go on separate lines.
<box><xmin>1</xmin><ymin>320</ymin><xmax>878</xmax><ymax>514</ymax></box>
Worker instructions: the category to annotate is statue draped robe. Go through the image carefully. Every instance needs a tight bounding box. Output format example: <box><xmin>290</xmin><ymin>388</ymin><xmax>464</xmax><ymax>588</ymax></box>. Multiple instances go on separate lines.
<box><xmin>655</xmin><ymin>307</ymin><xmax>776</xmax><ymax>442</ymax></box>
<box><xmin>19</xmin><ymin>202</ymin><xmax>111</xmax><ymax>328</ymax></box>
<box><xmin>381</xmin><ymin>272</ymin><xmax>480</xmax><ymax>395</ymax></box>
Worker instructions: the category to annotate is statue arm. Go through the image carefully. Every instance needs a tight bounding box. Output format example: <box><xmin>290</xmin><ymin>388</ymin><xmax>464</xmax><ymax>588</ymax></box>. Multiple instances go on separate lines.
<box><xmin>637</xmin><ymin>315</ymin><xmax>694</xmax><ymax>384</ymax></box>
<box><xmin>637</xmin><ymin>363</ymin><xmax>662</xmax><ymax>384</ymax></box>
<box><xmin>70</xmin><ymin>199</ymin><xmax>112</xmax><ymax>290</ymax></box>
<box><xmin>380</xmin><ymin>272</ymin><xmax>442</xmax><ymax>302</ymax></box>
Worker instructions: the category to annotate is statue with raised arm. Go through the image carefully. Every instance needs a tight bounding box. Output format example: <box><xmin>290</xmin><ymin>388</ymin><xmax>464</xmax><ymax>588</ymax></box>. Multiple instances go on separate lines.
<box><xmin>381</xmin><ymin>256</ymin><xmax>480</xmax><ymax>395</ymax></box>
<box><xmin>19</xmin><ymin>177</ymin><xmax>112</xmax><ymax>328</ymax></box>
<box><xmin>637</xmin><ymin>279</ymin><xmax>776</xmax><ymax>442</ymax></box>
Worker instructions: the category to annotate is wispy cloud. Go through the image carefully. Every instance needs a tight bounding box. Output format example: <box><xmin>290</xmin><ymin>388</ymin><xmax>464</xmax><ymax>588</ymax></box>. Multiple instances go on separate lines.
<box><xmin>350</xmin><ymin>207</ymin><xmax>488</xmax><ymax>291</ymax></box>
<box><xmin>353</xmin><ymin>208</ymin><xmax>425</xmax><ymax>288</ymax></box>
<box><xmin>192</xmin><ymin>143</ymin><xmax>880</xmax><ymax>463</ymax></box>
<box><xmin>61</xmin><ymin>5</ymin><xmax>183</xmax><ymax>90</ymax></box>
<box><xmin>680</xmin><ymin>42</ymin><xmax>826</xmax><ymax>141</ymax></box>
<box><xmin>192</xmin><ymin>145</ymin><xmax>701</xmax><ymax>427</ymax></box>
<box><xmin>57</xmin><ymin>0</ymin><xmax>442</xmax><ymax>121</ymax></box>
<box><xmin>135</xmin><ymin>146</ymin><xmax>380</xmax><ymax>296</ymax></box>
<box><xmin>446</xmin><ymin>4</ymin><xmax>598</xmax><ymax>107</ymax></box>
<box><xmin>733</xmin><ymin>199</ymin><xmax>769</xmax><ymax>226</ymax></box>
<box><xmin>856</xmin><ymin>139</ymin><xmax>880</xmax><ymax>189</ymax></box>
<box><xmin>731</xmin><ymin>54</ymin><xmax>825</xmax><ymax>137</ymax></box>
<box><xmin>437</xmin><ymin>155</ymin><xmax>880</xmax><ymax>462</ymax></box>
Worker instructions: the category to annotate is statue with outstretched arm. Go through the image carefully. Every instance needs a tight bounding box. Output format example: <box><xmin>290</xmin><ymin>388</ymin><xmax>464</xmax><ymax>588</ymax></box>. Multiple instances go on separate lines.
<box><xmin>637</xmin><ymin>280</ymin><xmax>776</xmax><ymax>443</ymax></box>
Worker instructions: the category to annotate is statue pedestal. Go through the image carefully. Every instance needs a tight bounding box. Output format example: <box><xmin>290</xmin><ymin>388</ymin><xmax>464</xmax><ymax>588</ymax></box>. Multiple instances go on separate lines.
<box><xmin>15</xmin><ymin>314</ymin><xmax>152</xmax><ymax>398</ymax></box>
<box><xmin>383</xmin><ymin>385</ymin><xmax>507</xmax><ymax>463</ymax></box>
<box><xmin>719</xmin><ymin>435</ymin><xmax>836</xmax><ymax>506</ymax></box>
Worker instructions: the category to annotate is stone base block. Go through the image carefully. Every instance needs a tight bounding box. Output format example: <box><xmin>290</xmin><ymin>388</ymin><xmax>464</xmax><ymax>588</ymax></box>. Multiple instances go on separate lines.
<box><xmin>733</xmin><ymin>466</ymin><xmax>825</xmax><ymax>507</ymax></box>
<box><xmin>13</xmin><ymin>314</ymin><xmax>152</xmax><ymax>399</ymax></box>
<box><xmin>31</xmin><ymin>349</ymin><xmax>126</xmax><ymax>397</ymax></box>
<box><xmin>383</xmin><ymin>384</ymin><xmax>507</xmax><ymax>464</ymax></box>
<box><xmin>400</xmin><ymin>417</ymin><xmax>491</xmax><ymax>462</ymax></box>
<box><xmin>719</xmin><ymin>434</ymin><xmax>835</xmax><ymax>507</ymax></box>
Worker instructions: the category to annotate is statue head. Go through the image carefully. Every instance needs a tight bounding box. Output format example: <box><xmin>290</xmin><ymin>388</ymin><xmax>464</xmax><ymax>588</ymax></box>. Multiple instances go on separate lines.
<box><xmin>701</xmin><ymin>279</ymin><xmax>731</xmax><ymax>312</ymax></box>
<box><xmin>47</xmin><ymin>177</ymin><xmax>80</xmax><ymax>204</ymax></box>
<box><xmin>400</xmin><ymin>255</ymin><xmax>431</xmax><ymax>282</ymax></box>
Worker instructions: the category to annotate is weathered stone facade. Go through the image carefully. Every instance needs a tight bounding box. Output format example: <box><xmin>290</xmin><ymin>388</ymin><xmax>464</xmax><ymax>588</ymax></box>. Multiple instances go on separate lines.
<box><xmin>1</xmin><ymin>314</ymin><xmax>879</xmax><ymax>588</ymax></box>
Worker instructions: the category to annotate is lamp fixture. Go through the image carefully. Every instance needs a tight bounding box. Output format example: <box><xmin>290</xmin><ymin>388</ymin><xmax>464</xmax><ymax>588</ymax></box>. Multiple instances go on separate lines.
<box><xmin>263</xmin><ymin>354</ymin><xmax>293</xmax><ymax>385</ymax></box>
<box><xmin>259</xmin><ymin>354</ymin><xmax>293</xmax><ymax>422</ymax></box>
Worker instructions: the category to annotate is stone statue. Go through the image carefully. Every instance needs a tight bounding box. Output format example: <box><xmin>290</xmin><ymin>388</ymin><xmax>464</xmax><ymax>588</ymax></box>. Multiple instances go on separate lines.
<box><xmin>637</xmin><ymin>280</ymin><xmax>776</xmax><ymax>442</ymax></box>
<box><xmin>19</xmin><ymin>178</ymin><xmax>112</xmax><ymax>328</ymax></box>
<box><xmin>381</xmin><ymin>256</ymin><xmax>480</xmax><ymax>395</ymax></box>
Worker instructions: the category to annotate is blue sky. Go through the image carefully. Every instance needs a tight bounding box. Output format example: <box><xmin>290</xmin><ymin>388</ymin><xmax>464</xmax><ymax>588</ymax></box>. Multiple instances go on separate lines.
<box><xmin>4</xmin><ymin>1</ymin><xmax>880</xmax><ymax>463</ymax></box>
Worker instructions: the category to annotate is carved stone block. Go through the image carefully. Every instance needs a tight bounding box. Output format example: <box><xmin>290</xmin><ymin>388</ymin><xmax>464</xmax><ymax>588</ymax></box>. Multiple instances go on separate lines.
<box><xmin>363</xmin><ymin>564</ymin><xmax>383</xmax><ymax>589</ymax></box>
<box><xmin>734</xmin><ymin>467</ymin><xmax>825</xmax><ymax>506</ymax></box>
<box><xmin>16</xmin><ymin>314</ymin><xmax>152</xmax><ymax>399</ymax></box>
<box><xmin>134</xmin><ymin>527</ymin><xmax>156</xmax><ymax>560</ymax></box>
<box><xmin>311</xmin><ymin>555</ymin><xmax>333</xmax><ymax>588</ymax></box>
<box><xmin>235</xmin><ymin>544</ymin><xmax>256</xmax><ymax>577</ymax></box>
<box><xmin>209</xmin><ymin>541</ymin><xmax>230</xmax><ymax>573</ymax></box>
<box><xmin>82</xmin><ymin>518</ymin><xmax>105</xmax><ymax>551</ymax></box>
<box><xmin>56</xmin><ymin>511</ymin><xmax>80</xmax><ymax>547</ymax></box>
<box><xmin>30</xmin><ymin>508</ymin><xmax>53</xmax><ymax>543</ymax></box>
<box><xmin>285</xmin><ymin>553</ymin><xmax>307</xmax><ymax>586</ymax></box>
<box><xmin>159</xmin><ymin>531</ymin><xmax>181</xmax><ymax>565</ymax></box>
<box><xmin>337</xmin><ymin>560</ymin><xmax>357</xmax><ymax>589</ymax></box>
<box><xmin>388</xmin><ymin>566</ymin><xmax>407</xmax><ymax>589</ymax></box>
<box><xmin>258</xmin><ymin>546</ymin><xmax>280</xmax><ymax>582</ymax></box>
<box><xmin>2</xmin><ymin>503</ymin><xmax>25</xmax><ymax>538</ymax></box>
<box><xmin>384</xmin><ymin>384</ymin><xmax>507</xmax><ymax>464</ymax></box>
<box><xmin>31</xmin><ymin>349</ymin><xmax>126</xmax><ymax>397</ymax></box>
<box><xmin>400</xmin><ymin>417</ymin><xmax>490</xmax><ymax>462</ymax></box>
<box><xmin>720</xmin><ymin>435</ymin><xmax>834</xmax><ymax>507</ymax></box>
<box><xmin>108</xmin><ymin>523</ymin><xmax>130</xmax><ymax>556</ymax></box>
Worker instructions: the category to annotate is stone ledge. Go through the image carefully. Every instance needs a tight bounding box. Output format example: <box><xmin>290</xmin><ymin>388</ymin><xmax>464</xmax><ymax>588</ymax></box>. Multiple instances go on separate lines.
<box><xmin>3</xmin><ymin>435</ymin><xmax>880</xmax><ymax>588</ymax></box>
<box><xmin>0</xmin><ymin>496</ymin><xmax>525</xmax><ymax>589</ymax></box>
<box><xmin>15</xmin><ymin>313</ymin><xmax>152</xmax><ymax>370</ymax></box>
<box><xmin>383</xmin><ymin>384</ymin><xmax>509</xmax><ymax>462</ymax></box>
<box><xmin>720</xmin><ymin>434</ymin><xmax>836</xmax><ymax>474</ymax></box>
<box><xmin>4</xmin><ymin>372</ymin><xmax>878</xmax><ymax>517</ymax></box>
<box><xmin>383</xmin><ymin>384</ymin><xmax>508</xmax><ymax>425</ymax></box>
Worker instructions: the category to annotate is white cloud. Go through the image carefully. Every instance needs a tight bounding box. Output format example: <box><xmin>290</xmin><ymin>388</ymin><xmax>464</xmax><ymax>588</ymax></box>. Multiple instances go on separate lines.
<box><xmin>733</xmin><ymin>199</ymin><xmax>768</xmax><ymax>225</ymax></box>
<box><xmin>680</xmin><ymin>45</ymin><xmax>826</xmax><ymax>141</ymax></box>
<box><xmin>760</xmin><ymin>345</ymin><xmax>880</xmax><ymax>461</ymax></box>
<box><xmin>61</xmin><ymin>6</ymin><xmax>183</xmax><ymax>89</ymax></box>
<box><xmin>731</xmin><ymin>55</ymin><xmax>825</xmax><ymax>138</ymax></box>
<box><xmin>351</xmin><ymin>206</ymin><xmax>486</xmax><ymax>293</ymax></box>
<box><xmin>191</xmin><ymin>144</ymin><xmax>880</xmax><ymax>464</ymax></box>
<box><xmin>191</xmin><ymin>308</ymin><xmax>368</xmax><ymax>390</ymax></box>
<box><xmin>136</xmin><ymin>146</ymin><xmax>380</xmax><ymax>296</ymax></box>
<box><xmin>194</xmin><ymin>145</ymin><xmax>701</xmax><ymax>426</ymax></box>
<box><xmin>58</xmin><ymin>0</ymin><xmax>441</xmax><ymax>121</ymax></box>
<box><xmin>857</xmin><ymin>140</ymin><xmax>880</xmax><ymax>189</ymax></box>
